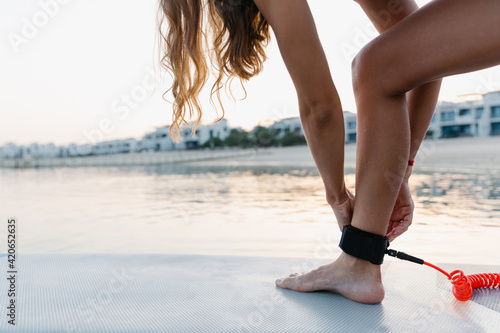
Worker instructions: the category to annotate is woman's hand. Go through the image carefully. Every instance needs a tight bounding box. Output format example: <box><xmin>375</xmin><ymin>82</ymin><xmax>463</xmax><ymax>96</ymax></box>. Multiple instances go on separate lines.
<box><xmin>330</xmin><ymin>188</ymin><xmax>355</xmax><ymax>232</ymax></box>
<box><xmin>387</xmin><ymin>181</ymin><xmax>414</xmax><ymax>242</ymax></box>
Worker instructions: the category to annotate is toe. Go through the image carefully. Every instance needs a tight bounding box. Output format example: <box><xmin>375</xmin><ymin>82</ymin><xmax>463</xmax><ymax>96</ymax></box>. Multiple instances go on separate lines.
<box><xmin>277</xmin><ymin>276</ymin><xmax>296</xmax><ymax>290</ymax></box>
<box><xmin>276</xmin><ymin>277</ymin><xmax>294</xmax><ymax>290</ymax></box>
<box><xmin>282</xmin><ymin>275</ymin><xmax>310</xmax><ymax>292</ymax></box>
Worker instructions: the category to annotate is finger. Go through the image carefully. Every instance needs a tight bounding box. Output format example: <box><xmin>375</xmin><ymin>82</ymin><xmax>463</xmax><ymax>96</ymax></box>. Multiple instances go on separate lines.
<box><xmin>405</xmin><ymin>214</ymin><xmax>413</xmax><ymax>226</ymax></box>
<box><xmin>393</xmin><ymin>219</ymin><xmax>411</xmax><ymax>233</ymax></box>
<box><xmin>387</xmin><ymin>217</ymin><xmax>411</xmax><ymax>240</ymax></box>
<box><xmin>386</xmin><ymin>223</ymin><xmax>393</xmax><ymax>236</ymax></box>
<box><xmin>386</xmin><ymin>220</ymin><xmax>400</xmax><ymax>235</ymax></box>
<box><xmin>347</xmin><ymin>188</ymin><xmax>355</xmax><ymax>201</ymax></box>
<box><xmin>387</xmin><ymin>224</ymin><xmax>410</xmax><ymax>242</ymax></box>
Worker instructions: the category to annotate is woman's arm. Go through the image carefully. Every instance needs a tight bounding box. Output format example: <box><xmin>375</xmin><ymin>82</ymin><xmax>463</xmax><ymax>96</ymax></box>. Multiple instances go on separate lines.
<box><xmin>253</xmin><ymin>0</ymin><xmax>353</xmax><ymax>228</ymax></box>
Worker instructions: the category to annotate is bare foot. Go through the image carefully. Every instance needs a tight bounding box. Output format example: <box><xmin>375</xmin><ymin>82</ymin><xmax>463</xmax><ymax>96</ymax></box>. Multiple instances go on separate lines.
<box><xmin>275</xmin><ymin>252</ymin><xmax>384</xmax><ymax>304</ymax></box>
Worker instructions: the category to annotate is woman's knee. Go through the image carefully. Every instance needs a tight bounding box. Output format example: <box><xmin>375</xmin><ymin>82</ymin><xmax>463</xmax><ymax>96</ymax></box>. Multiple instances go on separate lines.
<box><xmin>352</xmin><ymin>41</ymin><xmax>409</xmax><ymax>100</ymax></box>
<box><xmin>352</xmin><ymin>43</ymin><xmax>384</xmax><ymax>97</ymax></box>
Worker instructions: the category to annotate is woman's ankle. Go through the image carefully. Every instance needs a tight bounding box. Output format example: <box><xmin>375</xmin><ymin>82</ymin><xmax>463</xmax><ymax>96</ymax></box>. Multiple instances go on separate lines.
<box><xmin>339</xmin><ymin>252</ymin><xmax>382</xmax><ymax>276</ymax></box>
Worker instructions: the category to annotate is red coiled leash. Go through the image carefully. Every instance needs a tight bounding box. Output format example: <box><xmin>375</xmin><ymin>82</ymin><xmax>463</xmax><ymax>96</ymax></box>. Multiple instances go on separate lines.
<box><xmin>387</xmin><ymin>249</ymin><xmax>500</xmax><ymax>301</ymax></box>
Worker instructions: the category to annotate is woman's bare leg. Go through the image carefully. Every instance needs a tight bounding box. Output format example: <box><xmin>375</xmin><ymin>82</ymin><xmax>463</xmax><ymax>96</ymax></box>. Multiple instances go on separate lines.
<box><xmin>352</xmin><ymin>0</ymin><xmax>500</xmax><ymax>236</ymax></box>
<box><xmin>273</xmin><ymin>0</ymin><xmax>439</xmax><ymax>304</ymax></box>
<box><xmin>277</xmin><ymin>0</ymin><xmax>500</xmax><ymax>304</ymax></box>
<box><xmin>252</xmin><ymin>0</ymin><xmax>385</xmax><ymax>304</ymax></box>
<box><xmin>275</xmin><ymin>0</ymin><xmax>437</xmax><ymax>305</ymax></box>
<box><xmin>357</xmin><ymin>0</ymin><xmax>443</xmax><ymax>240</ymax></box>
<box><xmin>357</xmin><ymin>0</ymin><xmax>443</xmax><ymax>159</ymax></box>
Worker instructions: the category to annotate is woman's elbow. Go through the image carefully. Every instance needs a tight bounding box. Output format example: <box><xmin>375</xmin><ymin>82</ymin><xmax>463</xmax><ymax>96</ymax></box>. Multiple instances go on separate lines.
<box><xmin>299</xmin><ymin>101</ymin><xmax>343</xmax><ymax>130</ymax></box>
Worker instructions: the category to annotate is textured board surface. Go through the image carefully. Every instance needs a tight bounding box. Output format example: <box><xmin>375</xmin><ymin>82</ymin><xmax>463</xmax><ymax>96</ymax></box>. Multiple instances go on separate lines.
<box><xmin>0</xmin><ymin>254</ymin><xmax>499</xmax><ymax>332</ymax></box>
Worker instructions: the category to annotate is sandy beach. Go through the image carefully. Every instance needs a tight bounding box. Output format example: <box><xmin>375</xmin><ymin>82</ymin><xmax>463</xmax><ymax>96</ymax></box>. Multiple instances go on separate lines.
<box><xmin>3</xmin><ymin>135</ymin><xmax>499</xmax><ymax>171</ymax></box>
<box><xmin>189</xmin><ymin>135</ymin><xmax>500</xmax><ymax>172</ymax></box>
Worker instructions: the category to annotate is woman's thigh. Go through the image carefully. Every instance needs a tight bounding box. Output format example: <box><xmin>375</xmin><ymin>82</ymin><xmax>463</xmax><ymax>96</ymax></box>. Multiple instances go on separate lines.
<box><xmin>356</xmin><ymin>0</ymin><xmax>500</xmax><ymax>96</ymax></box>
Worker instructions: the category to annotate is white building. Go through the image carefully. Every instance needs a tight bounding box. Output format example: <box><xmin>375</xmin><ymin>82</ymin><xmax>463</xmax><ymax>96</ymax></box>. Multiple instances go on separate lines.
<box><xmin>428</xmin><ymin>91</ymin><xmax>500</xmax><ymax>139</ymax></box>
<box><xmin>92</xmin><ymin>139</ymin><xmax>138</xmax><ymax>155</ymax></box>
<box><xmin>37</xmin><ymin>143</ymin><xmax>60</xmax><ymax>159</ymax></box>
<box><xmin>139</xmin><ymin>118</ymin><xmax>230</xmax><ymax>151</ymax></box>
<box><xmin>481</xmin><ymin>91</ymin><xmax>500</xmax><ymax>136</ymax></box>
<box><xmin>344</xmin><ymin>111</ymin><xmax>357</xmax><ymax>143</ymax></box>
<box><xmin>65</xmin><ymin>143</ymin><xmax>92</xmax><ymax>157</ymax></box>
<box><xmin>1</xmin><ymin>143</ymin><xmax>72</xmax><ymax>159</ymax></box>
<box><xmin>22</xmin><ymin>143</ymin><xmax>59</xmax><ymax>159</ymax></box>
<box><xmin>269</xmin><ymin>113</ymin><xmax>357</xmax><ymax>143</ymax></box>
<box><xmin>271</xmin><ymin>117</ymin><xmax>304</xmax><ymax>139</ymax></box>
<box><xmin>0</xmin><ymin>120</ymin><xmax>232</xmax><ymax>160</ymax></box>
<box><xmin>340</xmin><ymin>91</ymin><xmax>500</xmax><ymax>142</ymax></box>
<box><xmin>195</xmin><ymin>118</ymin><xmax>230</xmax><ymax>146</ymax></box>
<box><xmin>138</xmin><ymin>126</ymin><xmax>183</xmax><ymax>151</ymax></box>
<box><xmin>1</xmin><ymin>143</ymin><xmax>22</xmax><ymax>159</ymax></box>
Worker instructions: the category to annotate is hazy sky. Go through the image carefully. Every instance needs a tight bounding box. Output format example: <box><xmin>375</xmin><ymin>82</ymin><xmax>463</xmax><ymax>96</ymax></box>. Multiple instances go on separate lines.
<box><xmin>1</xmin><ymin>0</ymin><xmax>500</xmax><ymax>146</ymax></box>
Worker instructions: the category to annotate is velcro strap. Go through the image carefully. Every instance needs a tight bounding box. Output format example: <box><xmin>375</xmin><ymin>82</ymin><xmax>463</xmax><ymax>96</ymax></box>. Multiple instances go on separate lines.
<box><xmin>338</xmin><ymin>225</ymin><xmax>389</xmax><ymax>265</ymax></box>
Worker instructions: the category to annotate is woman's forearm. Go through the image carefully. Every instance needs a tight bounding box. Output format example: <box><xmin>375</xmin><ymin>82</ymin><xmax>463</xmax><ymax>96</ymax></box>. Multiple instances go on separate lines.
<box><xmin>253</xmin><ymin>0</ymin><xmax>348</xmax><ymax>204</ymax></box>
<box><xmin>299</xmin><ymin>98</ymin><xmax>347</xmax><ymax>206</ymax></box>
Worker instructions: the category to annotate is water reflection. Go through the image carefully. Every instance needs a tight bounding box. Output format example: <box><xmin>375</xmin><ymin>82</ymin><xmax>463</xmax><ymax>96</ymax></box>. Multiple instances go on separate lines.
<box><xmin>0</xmin><ymin>165</ymin><xmax>499</xmax><ymax>263</ymax></box>
<box><xmin>411</xmin><ymin>172</ymin><xmax>500</xmax><ymax>224</ymax></box>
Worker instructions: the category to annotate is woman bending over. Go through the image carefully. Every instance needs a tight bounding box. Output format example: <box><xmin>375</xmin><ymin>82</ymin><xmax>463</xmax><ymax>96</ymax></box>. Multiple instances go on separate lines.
<box><xmin>157</xmin><ymin>0</ymin><xmax>447</xmax><ymax>304</ymax></box>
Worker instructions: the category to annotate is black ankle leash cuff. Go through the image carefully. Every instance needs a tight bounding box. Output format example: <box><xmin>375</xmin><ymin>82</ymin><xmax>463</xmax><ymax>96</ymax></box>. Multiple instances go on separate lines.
<box><xmin>338</xmin><ymin>225</ymin><xmax>389</xmax><ymax>265</ymax></box>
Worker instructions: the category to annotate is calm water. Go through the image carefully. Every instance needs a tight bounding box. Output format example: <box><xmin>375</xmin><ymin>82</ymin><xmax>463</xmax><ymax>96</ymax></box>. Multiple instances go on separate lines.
<box><xmin>1</xmin><ymin>156</ymin><xmax>500</xmax><ymax>265</ymax></box>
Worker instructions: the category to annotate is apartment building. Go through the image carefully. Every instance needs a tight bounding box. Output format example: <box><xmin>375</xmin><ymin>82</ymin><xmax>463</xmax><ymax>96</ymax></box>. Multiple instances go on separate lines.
<box><xmin>428</xmin><ymin>91</ymin><xmax>500</xmax><ymax>139</ymax></box>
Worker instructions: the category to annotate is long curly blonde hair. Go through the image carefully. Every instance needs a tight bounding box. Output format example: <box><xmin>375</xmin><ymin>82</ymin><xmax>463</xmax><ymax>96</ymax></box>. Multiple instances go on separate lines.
<box><xmin>157</xmin><ymin>0</ymin><xmax>270</xmax><ymax>141</ymax></box>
